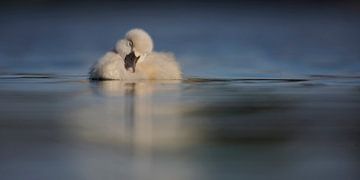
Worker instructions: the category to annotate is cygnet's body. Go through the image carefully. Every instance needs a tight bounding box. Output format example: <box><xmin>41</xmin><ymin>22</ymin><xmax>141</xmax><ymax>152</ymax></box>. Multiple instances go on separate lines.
<box><xmin>89</xmin><ymin>29</ymin><xmax>182</xmax><ymax>80</ymax></box>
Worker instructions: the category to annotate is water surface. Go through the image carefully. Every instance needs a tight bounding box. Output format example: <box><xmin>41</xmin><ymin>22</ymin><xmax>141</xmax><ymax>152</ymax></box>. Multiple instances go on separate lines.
<box><xmin>0</xmin><ymin>74</ymin><xmax>359</xmax><ymax>179</ymax></box>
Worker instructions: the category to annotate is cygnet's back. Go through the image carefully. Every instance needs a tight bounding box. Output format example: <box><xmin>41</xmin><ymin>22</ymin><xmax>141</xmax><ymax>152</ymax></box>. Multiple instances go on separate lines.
<box><xmin>137</xmin><ymin>52</ymin><xmax>182</xmax><ymax>80</ymax></box>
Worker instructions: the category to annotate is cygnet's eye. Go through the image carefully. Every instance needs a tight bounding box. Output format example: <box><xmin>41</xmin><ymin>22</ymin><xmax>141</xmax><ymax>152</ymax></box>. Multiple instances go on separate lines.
<box><xmin>128</xmin><ymin>40</ymin><xmax>133</xmax><ymax>47</ymax></box>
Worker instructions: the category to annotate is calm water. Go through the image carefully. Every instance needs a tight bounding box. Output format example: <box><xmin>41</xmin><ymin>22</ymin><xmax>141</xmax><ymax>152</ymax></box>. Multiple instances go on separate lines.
<box><xmin>0</xmin><ymin>74</ymin><xmax>359</xmax><ymax>179</ymax></box>
<box><xmin>1</xmin><ymin>2</ymin><xmax>360</xmax><ymax>180</ymax></box>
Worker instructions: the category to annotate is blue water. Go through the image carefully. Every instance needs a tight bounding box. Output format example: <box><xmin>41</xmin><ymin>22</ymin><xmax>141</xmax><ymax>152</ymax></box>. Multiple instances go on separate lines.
<box><xmin>1</xmin><ymin>4</ymin><xmax>360</xmax><ymax>77</ymax></box>
<box><xmin>0</xmin><ymin>3</ymin><xmax>360</xmax><ymax>180</ymax></box>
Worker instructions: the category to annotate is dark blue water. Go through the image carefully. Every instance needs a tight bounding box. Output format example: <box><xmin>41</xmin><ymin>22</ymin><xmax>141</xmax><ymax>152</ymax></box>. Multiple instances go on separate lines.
<box><xmin>1</xmin><ymin>3</ymin><xmax>360</xmax><ymax>77</ymax></box>
<box><xmin>0</xmin><ymin>3</ymin><xmax>360</xmax><ymax>180</ymax></box>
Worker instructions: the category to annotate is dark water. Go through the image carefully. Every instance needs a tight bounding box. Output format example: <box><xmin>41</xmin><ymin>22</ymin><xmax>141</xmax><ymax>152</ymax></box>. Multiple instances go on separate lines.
<box><xmin>1</xmin><ymin>3</ymin><xmax>360</xmax><ymax>78</ymax></box>
<box><xmin>0</xmin><ymin>74</ymin><xmax>359</xmax><ymax>179</ymax></box>
<box><xmin>1</xmin><ymin>2</ymin><xmax>360</xmax><ymax>180</ymax></box>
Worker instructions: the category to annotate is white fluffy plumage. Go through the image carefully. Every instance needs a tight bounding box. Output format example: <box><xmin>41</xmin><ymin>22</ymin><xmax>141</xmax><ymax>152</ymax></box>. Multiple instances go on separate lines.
<box><xmin>89</xmin><ymin>28</ymin><xmax>182</xmax><ymax>80</ymax></box>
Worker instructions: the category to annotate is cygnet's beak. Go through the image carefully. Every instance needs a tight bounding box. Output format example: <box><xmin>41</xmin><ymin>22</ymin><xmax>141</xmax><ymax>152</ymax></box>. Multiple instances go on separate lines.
<box><xmin>124</xmin><ymin>51</ymin><xmax>140</xmax><ymax>73</ymax></box>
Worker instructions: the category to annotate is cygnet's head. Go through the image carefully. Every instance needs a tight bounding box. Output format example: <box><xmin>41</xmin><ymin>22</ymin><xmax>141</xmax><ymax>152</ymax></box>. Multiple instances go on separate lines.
<box><xmin>115</xmin><ymin>28</ymin><xmax>153</xmax><ymax>73</ymax></box>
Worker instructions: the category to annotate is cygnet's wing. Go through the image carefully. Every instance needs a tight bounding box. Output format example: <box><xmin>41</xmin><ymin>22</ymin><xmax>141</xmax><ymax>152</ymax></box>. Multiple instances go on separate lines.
<box><xmin>89</xmin><ymin>52</ymin><xmax>125</xmax><ymax>80</ymax></box>
<box><xmin>141</xmin><ymin>52</ymin><xmax>182</xmax><ymax>80</ymax></box>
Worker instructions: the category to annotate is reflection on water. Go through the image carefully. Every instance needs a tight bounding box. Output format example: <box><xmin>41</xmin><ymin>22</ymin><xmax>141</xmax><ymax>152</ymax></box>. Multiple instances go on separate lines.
<box><xmin>78</xmin><ymin>80</ymin><xmax>200</xmax><ymax>149</ymax></box>
<box><xmin>0</xmin><ymin>75</ymin><xmax>360</xmax><ymax>179</ymax></box>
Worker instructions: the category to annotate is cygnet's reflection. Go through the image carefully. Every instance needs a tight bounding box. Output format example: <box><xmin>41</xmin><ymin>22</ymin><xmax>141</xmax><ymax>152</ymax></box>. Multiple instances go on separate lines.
<box><xmin>86</xmin><ymin>80</ymin><xmax>197</xmax><ymax>150</ymax></box>
<box><xmin>95</xmin><ymin>80</ymin><xmax>155</xmax><ymax>97</ymax></box>
<box><xmin>97</xmin><ymin>81</ymin><xmax>155</xmax><ymax>150</ymax></box>
<box><xmin>91</xmin><ymin>80</ymin><xmax>200</xmax><ymax>180</ymax></box>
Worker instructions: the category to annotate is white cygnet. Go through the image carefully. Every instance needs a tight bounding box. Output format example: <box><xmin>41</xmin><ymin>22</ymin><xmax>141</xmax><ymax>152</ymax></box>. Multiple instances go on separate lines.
<box><xmin>89</xmin><ymin>28</ymin><xmax>182</xmax><ymax>80</ymax></box>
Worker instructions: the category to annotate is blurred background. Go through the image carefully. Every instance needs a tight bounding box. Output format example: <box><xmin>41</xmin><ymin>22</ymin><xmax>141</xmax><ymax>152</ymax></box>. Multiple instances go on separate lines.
<box><xmin>0</xmin><ymin>0</ymin><xmax>360</xmax><ymax>77</ymax></box>
<box><xmin>0</xmin><ymin>0</ymin><xmax>360</xmax><ymax>180</ymax></box>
